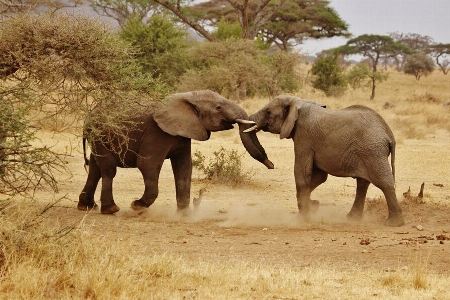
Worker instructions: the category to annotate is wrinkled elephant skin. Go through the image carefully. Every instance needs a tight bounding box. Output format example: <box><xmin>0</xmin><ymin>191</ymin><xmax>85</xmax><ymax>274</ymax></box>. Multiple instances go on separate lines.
<box><xmin>242</xmin><ymin>95</ymin><xmax>405</xmax><ymax>227</ymax></box>
<box><xmin>78</xmin><ymin>90</ymin><xmax>254</xmax><ymax>214</ymax></box>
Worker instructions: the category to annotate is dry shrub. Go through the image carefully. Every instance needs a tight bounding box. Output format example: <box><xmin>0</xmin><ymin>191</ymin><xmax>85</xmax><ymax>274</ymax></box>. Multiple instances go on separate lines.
<box><xmin>426</xmin><ymin>113</ymin><xmax>447</xmax><ymax>126</ymax></box>
<box><xmin>403</xmin><ymin>125</ymin><xmax>427</xmax><ymax>140</ymax></box>
<box><xmin>392</xmin><ymin>117</ymin><xmax>426</xmax><ymax>140</ymax></box>
<box><xmin>406</xmin><ymin>92</ymin><xmax>442</xmax><ymax>104</ymax></box>
<box><xmin>192</xmin><ymin>147</ymin><xmax>251</xmax><ymax>185</ymax></box>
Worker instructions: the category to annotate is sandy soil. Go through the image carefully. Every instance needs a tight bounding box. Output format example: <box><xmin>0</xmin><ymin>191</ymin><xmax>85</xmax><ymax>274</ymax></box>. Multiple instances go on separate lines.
<box><xmin>42</xmin><ymin>128</ymin><xmax>450</xmax><ymax>274</ymax></box>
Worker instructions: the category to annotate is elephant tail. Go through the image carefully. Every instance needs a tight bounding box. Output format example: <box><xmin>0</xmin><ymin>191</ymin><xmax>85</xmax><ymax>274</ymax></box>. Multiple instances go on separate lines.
<box><xmin>83</xmin><ymin>137</ymin><xmax>89</xmax><ymax>171</ymax></box>
<box><xmin>389</xmin><ymin>141</ymin><xmax>396</xmax><ymax>182</ymax></box>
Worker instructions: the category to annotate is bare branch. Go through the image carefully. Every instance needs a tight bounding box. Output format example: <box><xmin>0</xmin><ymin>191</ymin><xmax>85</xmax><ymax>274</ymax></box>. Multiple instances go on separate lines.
<box><xmin>152</xmin><ymin>0</ymin><xmax>218</xmax><ymax>41</ymax></box>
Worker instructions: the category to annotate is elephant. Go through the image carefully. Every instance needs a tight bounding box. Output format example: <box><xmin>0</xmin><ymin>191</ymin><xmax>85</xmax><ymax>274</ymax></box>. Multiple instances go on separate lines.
<box><xmin>240</xmin><ymin>95</ymin><xmax>405</xmax><ymax>227</ymax></box>
<box><xmin>77</xmin><ymin>90</ymin><xmax>258</xmax><ymax>214</ymax></box>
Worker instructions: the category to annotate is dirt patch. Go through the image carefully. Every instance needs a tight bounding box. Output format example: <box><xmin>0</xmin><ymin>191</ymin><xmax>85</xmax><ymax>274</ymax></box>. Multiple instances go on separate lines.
<box><xmin>43</xmin><ymin>129</ymin><xmax>450</xmax><ymax>274</ymax></box>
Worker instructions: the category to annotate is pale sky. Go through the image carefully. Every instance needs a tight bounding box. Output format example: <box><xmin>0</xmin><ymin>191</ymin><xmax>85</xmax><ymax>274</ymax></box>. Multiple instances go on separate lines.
<box><xmin>300</xmin><ymin>0</ymin><xmax>450</xmax><ymax>55</ymax></box>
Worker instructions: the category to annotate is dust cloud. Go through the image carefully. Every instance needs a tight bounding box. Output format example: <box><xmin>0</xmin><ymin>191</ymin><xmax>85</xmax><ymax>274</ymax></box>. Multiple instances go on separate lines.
<box><xmin>218</xmin><ymin>203</ymin><xmax>350</xmax><ymax>228</ymax></box>
<box><xmin>120</xmin><ymin>198</ymin><xmax>352</xmax><ymax>228</ymax></box>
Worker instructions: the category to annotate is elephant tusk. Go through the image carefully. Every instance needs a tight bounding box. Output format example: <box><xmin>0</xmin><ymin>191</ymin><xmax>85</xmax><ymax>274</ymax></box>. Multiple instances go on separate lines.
<box><xmin>235</xmin><ymin>119</ymin><xmax>255</xmax><ymax>125</ymax></box>
<box><xmin>243</xmin><ymin>124</ymin><xmax>259</xmax><ymax>133</ymax></box>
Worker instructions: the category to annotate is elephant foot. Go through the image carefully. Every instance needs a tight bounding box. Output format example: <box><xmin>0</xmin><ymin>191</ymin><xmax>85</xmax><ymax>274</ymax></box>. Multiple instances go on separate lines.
<box><xmin>177</xmin><ymin>206</ymin><xmax>192</xmax><ymax>217</ymax></box>
<box><xmin>77</xmin><ymin>201</ymin><xmax>98</xmax><ymax>211</ymax></box>
<box><xmin>101</xmin><ymin>203</ymin><xmax>120</xmax><ymax>214</ymax></box>
<box><xmin>297</xmin><ymin>200</ymin><xmax>320</xmax><ymax>216</ymax></box>
<box><xmin>310</xmin><ymin>200</ymin><xmax>320</xmax><ymax>214</ymax></box>
<box><xmin>346</xmin><ymin>209</ymin><xmax>363</xmax><ymax>221</ymax></box>
<box><xmin>384</xmin><ymin>214</ymin><xmax>405</xmax><ymax>227</ymax></box>
<box><xmin>131</xmin><ymin>199</ymin><xmax>150</xmax><ymax>211</ymax></box>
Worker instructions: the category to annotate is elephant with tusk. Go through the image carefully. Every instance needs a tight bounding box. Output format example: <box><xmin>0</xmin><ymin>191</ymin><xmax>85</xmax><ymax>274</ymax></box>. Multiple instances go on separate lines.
<box><xmin>78</xmin><ymin>90</ymin><xmax>257</xmax><ymax>214</ymax></box>
<box><xmin>240</xmin><ymin>95</ymin><xmax>405</xmax><ymax>227</ymax></box>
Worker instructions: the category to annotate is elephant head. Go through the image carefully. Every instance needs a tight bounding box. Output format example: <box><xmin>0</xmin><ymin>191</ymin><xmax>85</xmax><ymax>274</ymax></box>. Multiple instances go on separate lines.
<box><xmin>240</xmin><ymin>96</ymin><xmax>325</xmax><ymax>168</ymax></box>
<box><xmin>153</xmin><ymin>90</ymin><xmax>264</xmax><ymax>152</ymax></box>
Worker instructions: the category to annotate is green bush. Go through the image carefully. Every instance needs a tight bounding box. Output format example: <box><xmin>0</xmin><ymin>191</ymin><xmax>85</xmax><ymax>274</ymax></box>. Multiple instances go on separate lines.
<box><xmin>192</xmin><ymin>147</ymin><xmax>249</xmax><ymax>184</ymax></box>
<box><xmin>311</xmin><ymin>54</ymin><xmax>346</xmax><ymax>96</ymax></box>
<box><xmin>120</xmin><ymin>14</ymin><xmax>192</xmax><ymax>86</ymax></box>
<box><xmin>178</xmin><ymin>38</ymin><xmax>301</xmax><ymax>99</ymax></box>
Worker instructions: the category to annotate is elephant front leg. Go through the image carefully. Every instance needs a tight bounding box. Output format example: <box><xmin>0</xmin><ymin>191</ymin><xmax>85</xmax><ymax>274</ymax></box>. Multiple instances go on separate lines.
<box><xmin>131</xmin><ymin>164</ymin><xmax>161</xmax><ymax>211</ymax></box>
<box><xmin>308</xmin><ymin>167</ymin><xmax>328</xmax><ymax>213</ymax></box>
<box><xmin>295</xmin><ymin>156</ymin><xmax>314</xmax><ymax>220</ymax></box>
<box><xmin>170</xmin><ymin>149</ymin><xmax>192</xmax><ymax>212</ymax></box>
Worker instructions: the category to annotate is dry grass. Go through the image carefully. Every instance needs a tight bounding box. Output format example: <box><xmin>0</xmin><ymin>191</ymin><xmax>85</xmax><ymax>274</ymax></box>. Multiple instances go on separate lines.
<box><xmin>2</xmin><ymin>202</ymin><xmax>449</xmax><ymax>299</ymax></box>
<box><xmin>1</xmin><ymin>65</ymin><xmax>450</xmax><ymax>299</ymax></box>
<box><xmin>243</xmin><ymin>67</ymin><xmax>450</xmax><ymax>142</ymax></box>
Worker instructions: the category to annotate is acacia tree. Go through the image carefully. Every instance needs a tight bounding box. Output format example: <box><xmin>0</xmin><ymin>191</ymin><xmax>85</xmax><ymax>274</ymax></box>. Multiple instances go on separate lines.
<box><xmin>337</xmin><ymin>34</ymin><xmax>411</xmax><ymax>99</ymax></box>
<box><xmin>0</xmin><ymin>13</ymin><xmax>166</xmax><ymax>198</ymax></box>
<box><xmin>403</xmin><ymin>53</ymin><xmax>435</xmax><ymax>80</ymax></box>
<box><xmin>429</xmin><ymin>43</ymin><xmax>450</xmax><ymax>74</ymax></box>
<box><xmin>262</xmin><ymin>0</ymin><xmax>349</xmax><ymax>51</ymax></box>
<box><xmin>90</xmin><ymin>0</ymin><xmax>349</xmax><ymax>50</ymax></box>
<box><xmin>185</xmin><ymin>0</ymin><xmax>349</xmax><ymax>50</ymax></box>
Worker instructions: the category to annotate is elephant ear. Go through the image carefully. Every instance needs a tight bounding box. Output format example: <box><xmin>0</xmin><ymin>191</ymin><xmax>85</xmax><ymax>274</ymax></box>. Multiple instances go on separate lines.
<box><xmin>280</xmin><ymin>97</ymin><xmax>299</xmax><ymax>139</ymax></box>
<box><xmin>153</xmin><ymin>93</ymin><xmax>209</xmax><ymax>141</ymax></box>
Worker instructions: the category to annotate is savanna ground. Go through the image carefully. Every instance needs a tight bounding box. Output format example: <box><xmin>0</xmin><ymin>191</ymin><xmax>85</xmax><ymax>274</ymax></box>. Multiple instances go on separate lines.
<box><xmin>2</xmin><ymin>70</ymin><xmax>450</xmax><ymax>299</ymax></box>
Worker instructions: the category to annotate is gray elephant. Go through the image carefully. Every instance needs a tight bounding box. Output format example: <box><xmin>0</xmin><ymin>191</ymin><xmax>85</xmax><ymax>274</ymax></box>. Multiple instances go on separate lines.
<box><xmin>78</xmin><ymin>90</ymin><xmax>256</xmax><ymax>214</ymax></box>
<box><xmin>240</xmin><ymin>95</ymin><xmax>405</xmax><ymax>226</ymax></box>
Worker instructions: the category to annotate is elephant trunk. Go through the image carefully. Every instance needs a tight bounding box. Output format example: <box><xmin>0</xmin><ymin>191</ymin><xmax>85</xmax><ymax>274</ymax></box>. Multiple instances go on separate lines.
<box><xmin>238</xmin><ymin>122</ymin><xmax>274</xmax><ymax>169</ymax></box>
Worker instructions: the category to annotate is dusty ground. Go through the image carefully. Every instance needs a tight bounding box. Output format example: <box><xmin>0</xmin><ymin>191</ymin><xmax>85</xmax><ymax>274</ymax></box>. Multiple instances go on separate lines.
<box><xmin>43</xmin><ymin>128</ymin><xmax>450</xmax><ymax>274</ymax></box>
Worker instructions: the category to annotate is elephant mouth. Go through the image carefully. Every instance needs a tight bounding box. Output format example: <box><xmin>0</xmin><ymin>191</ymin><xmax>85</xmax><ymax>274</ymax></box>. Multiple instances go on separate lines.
<box><xmin>221</xmin><ymin>120</ymin><xmax>234</xmax><ymax>130</ymax></box>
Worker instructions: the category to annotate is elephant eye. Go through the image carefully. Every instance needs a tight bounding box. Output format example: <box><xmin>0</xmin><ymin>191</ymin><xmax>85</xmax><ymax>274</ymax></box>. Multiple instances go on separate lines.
<box><xmin>266</xmin><ymin>109</ymin><xmax>271</xmax><ymax>115</ymax></box>
<box><xmin>216</xmin><ymin>105</ymin><xmax>222</xmax><ymax>111</ymax></box>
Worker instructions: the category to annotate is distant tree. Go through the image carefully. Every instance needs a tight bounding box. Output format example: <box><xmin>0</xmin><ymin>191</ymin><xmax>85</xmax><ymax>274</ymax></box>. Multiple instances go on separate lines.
<box><xmin>310</xmin><ymin>54</ymin><xmax>346</xmax><ymax>96</ymax></box>
<box><xmin>120</xmin><ymin>14</ymin><xmax>192</xmax><ymax>85</ymax></box>
<box><xmin>345</xmin><ymin>62</ymin><xmax>388</xmax><ymax>92</ymax></box>
<box><xmin>263</xmin><ymin>0</ymin><xmax>350</xmax><ymax>51</ymax></box>
<box><xmin>428</xmin><ymin>43</ymin><xmax>450</xmax><ymax>75</ymax></box>
<box><xmin>403</xmin><ymin>53</ymin><xmax>435</xmax><ymax>80</ymax></box>
<box><xmin>390</xmin><ymin>32</ymin><xmax>433</xmax><ymax>71</ymax></box>
<box><xmin>337</xmin><ymin>34</ymin><xmax>411</xmax><ymax>99</ymax></box>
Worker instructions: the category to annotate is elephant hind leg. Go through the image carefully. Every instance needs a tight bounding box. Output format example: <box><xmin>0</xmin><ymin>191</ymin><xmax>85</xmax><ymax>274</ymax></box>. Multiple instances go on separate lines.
<box><xmin>380</xmin><ymin>186</ymin><xmax>404</xmax><ymax>226</ymax></box>
<box><xmin>99</xmin><ymin>164</ymin><xmax>120</xmax><ymax>214</ymax></box>
<box><xmin>78</xmin><ymin>154</ymin><xmax>100</xmax><ymax>211</ymax></box>
<box><xmin>368</xmin><ymin>168</ymin><xmax>404</xmax><ymax>226</ymax></box>
<box><xmin>347</xmin><ymin>178</ymin><xmax>370</xmax><ymax>220</ymax></box>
